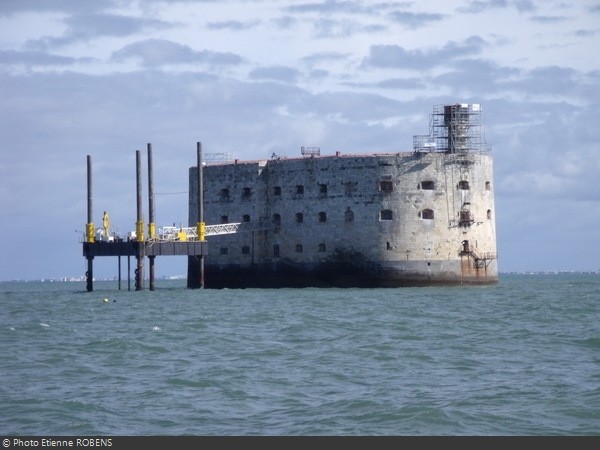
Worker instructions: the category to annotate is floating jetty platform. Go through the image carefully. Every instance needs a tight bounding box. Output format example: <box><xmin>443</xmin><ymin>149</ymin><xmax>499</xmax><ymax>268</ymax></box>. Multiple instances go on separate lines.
<box><xmin>82</xmin><ymin>143</ymin><xmax>209</xmax><ymax>291</ymax></box>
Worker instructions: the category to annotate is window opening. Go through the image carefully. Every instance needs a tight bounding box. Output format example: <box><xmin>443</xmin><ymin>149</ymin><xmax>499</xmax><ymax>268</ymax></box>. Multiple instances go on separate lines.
<box><xmin>380</xmin><ymin>209</ymin><xmax>393</xmax><ymax>221</ymax></box>
<box><xmin>345</xmin><ymin>208</ymin><xmax>354</xmax><ymax>222</ymax></box>
<box><xmin>421</xmin><ymin>209</ymin><xmax>434</xmax><ymax>220</ymax></box>
<box><xmin>379</xmin><ymin>180</ymin><xmax>393</xmax><ymax>192</ymax></box>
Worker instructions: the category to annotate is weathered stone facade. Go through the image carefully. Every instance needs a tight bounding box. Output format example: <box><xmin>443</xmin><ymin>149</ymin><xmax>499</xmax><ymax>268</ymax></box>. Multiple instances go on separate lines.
<box><xmin>187</xmin><ymin>150</ymin><xmax>498</xmax><ymax>288</ymax></box>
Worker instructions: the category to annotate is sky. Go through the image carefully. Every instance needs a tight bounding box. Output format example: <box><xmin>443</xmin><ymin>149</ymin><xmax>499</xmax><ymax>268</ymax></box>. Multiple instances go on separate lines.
<box><xmin>0</xmin><ymin>0</ymin><xmax>599</xmax><ymax>281</ymax></box>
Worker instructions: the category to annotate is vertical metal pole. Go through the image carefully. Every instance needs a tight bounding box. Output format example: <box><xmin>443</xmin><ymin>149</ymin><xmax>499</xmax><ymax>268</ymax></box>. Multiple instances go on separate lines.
<box><xmin>127</xmin><ymin>255</ymin><xmax>131</xmax><ymax>291</ymax></box>
<box><xmin>86</xmin><ymin>155</ymin><xmax>94</xmax><ymax>292</ymax></box>
<box><xmin>197</xmin><ymin>142</ymin><xmax>205</xmax><ymax>289</ymax></box>
<box><xmin>135</xmin><ymin>150</ymin><xmax>145</xmax><ymax>290</ymax></box>
<box><xmin>147</xmin><ymin>143</ymin><xmax>155</xmax><ymax>291</ymax></box>
<box><xmin>87</xmin><ymin>155</ymin><xmax>93</xmax><ymax>226</ymax></box>
<box><xmin>118</xmin><ymin>256</ymin><xmax>121</xmax><ymax>290</ymax></box>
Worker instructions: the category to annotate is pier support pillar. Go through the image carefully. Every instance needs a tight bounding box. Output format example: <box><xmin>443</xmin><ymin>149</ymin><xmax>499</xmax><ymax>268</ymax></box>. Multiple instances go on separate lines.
<box><xmin>127</xmin><ymin>255</ymin><xmax>131</xmax><ymax>291</ymax></box>
<box><xmin>86</xmin><ymin>257</ymin><xmax>94</xmax><ymax>292</ymax></box>
<box><xmin>149</xmin><ymin>255</ymin><xmax>155</xmax><ymax>291</ymax></box>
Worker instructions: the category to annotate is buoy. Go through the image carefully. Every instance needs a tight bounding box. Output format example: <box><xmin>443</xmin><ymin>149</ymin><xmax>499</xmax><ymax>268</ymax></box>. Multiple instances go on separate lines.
<box><xmin>103</xmin><ymin>298</ymin><xmax>109</xmax><ymax>303</ymax></box>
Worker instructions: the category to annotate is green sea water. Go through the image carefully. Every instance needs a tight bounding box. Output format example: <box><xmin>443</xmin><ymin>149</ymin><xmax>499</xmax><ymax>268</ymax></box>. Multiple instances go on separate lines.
<box><xmin>1</xmin><ymin>273</ymin><xmax>599</xmax><ymax>435</ymax></box>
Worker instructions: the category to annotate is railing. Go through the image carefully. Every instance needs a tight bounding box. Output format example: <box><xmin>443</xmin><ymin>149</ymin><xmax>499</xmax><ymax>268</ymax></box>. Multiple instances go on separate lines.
<box><xmin>147</xmin><ymin>221</ymin><xmax>274</xmax><ymax>242</ymax></box>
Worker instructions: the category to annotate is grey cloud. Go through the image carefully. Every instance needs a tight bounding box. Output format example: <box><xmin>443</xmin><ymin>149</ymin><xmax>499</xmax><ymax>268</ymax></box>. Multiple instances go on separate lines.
<box><xmin>309</xmin><ymin>69</ymin><xmax>330</xmax><ymax>79</ymax></box>
<box><xmin>362</xmin><ymin>36</ymin><xmax>487</xmax><ymax>70</ymax></box>
<box><xmin>284</xmin><ymin>1</ymin><xmax>413</xmax><ymax>16</ymax></box>
<box><xmin>386</xmin><ymin>11</ymin><xmax>446</xmax><ymax>29</ymax></box>
<box><xmin>111</xmin><ymin>39</ymin><xmax>242</xmax><ymax>67</ymax></box>
<box><xmin>575</xmin><ymin>29</ymin><xmax>599</xmax><ymax>37</ymax></box>
<box><xmin>311</xmin><ymin>18</ymin><xmax>386</xmax><ymax>38</ymax></box>
<box><xmin>249</xmin><ymin>66</ymin><xmax>301</xmax><ymax>83</ymax></box>
<box><xmin>27</xmin><ymin>13</ymin><xmax>172</xmax><ymax>50</ymax></box>
<box><xmin>432</xmin><ymin>59</ymin><xmax>520</xmax><ymax>93</ymax></box>
<box><xmin>0</xmin><ymin>0</ymin><xmax>115</xmax><ymax>16</ymax></box>
<box><xmin>500</xmin><ymin>65</ymin><xmax>589</xmax><ymax>97</ymax></box>
<box><xmin>457</xmin><ymin>0</ymin><xmax>535</xmax><ymax>13</ymax></box>
<box><xmin>285</xmin><ymin>0</ymin><xmax>371</xmax><ymax>15</ymax></box>
<box><xmin>432</xmin><ymin>61</ymin><xmax>596</xmax><ymax>102</ymax></box>
<box><xmin>375</xmin><ymin>77</ymin><xmax>427</xmax><ymax>89</ymax></box>
<box><xmin>302</xmin><ymin>51</ymin><xmax>351</xmax><ymax>65</ymax></box>
<box><xmin>206</xmin><ymin>20</ymin><xmax>261</xmax><ymax>30</ymax></box>
<box><xmin>65</xmin><ymin>13</ymin><xmax>170</xmax><ymax>37</ymax></box>
<box><xmin>0</xmin><ymin>49</ymin><xmax>92</xmax><ymax>66</ymax></box>
<box><xmin>0</xmin><ymin>0</ymin><xmax>230</xmax><ymax>17</ymax></box>
<box><xmin>529</xmin><ymin>15</ymin><xmax>569</xmax><ymax>24</ymax></box>
<box><xmin>294</xmin><ymin>90</ymin><xmax>403</xmax><ymax>123</ymax></box>
<box><xmin>272</xmin><ymin>16</ymin><xmax>298</xmax><ymax>29</ymax></box>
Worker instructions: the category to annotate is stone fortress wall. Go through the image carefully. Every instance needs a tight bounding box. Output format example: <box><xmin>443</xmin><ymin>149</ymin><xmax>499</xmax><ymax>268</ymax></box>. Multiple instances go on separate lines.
<box><xmin>187</xmin><ymin>148</ymin><xmax>498</xmax><ymax>287</ymax></box>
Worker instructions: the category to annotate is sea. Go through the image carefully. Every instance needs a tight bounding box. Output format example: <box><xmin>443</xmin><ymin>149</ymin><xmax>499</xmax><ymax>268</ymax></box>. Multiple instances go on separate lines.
<box><xmin>1</xmin><ymin>273</ymin><xmax>599</xmax><ymax>436</ymax></box>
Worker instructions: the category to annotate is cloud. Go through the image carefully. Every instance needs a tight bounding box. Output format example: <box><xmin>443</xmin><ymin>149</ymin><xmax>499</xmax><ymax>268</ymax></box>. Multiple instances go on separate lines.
<box><xmin>528</xmin><ymin>15</ymin><xmax>570</xmax><ymax>24</ymax></box>
<box><xmin>206</xmin><ymin>19</ymin><xmax>261</xmax><ymax>31</ymax></box>
<box><xmin>431</xmin><ymin>59</ymin><xmax>519</xmax><ymax>94</ymax></box>
<box><xmin>501</xmin><ymin>65</ymin><xmax>590</xmax><ymax>97</ymax></box>
<box><xmin>374</xmin><ymin>77</ymin><xmax>427</xmax><ymax>90</ymax></box>
<box><xmin>248</xmin><ymin>65</ymin><xmax>301</xmax><ymax>83</ymax></box>
<box><xmin>311</xmin><ymin>18</ymin><xmax>386</xmax><ymax>37</ymax></box>
<box><xmin>386</xmin><ymin>11</ymin><xmax>446</xmax><ymax>29</ymax></box>
<box><xmin>457</xmin><ymin>0</ymin><xmax>535</xmax><ymax>14</ymax></box>
<box><xmin>0</xmin><ymin>0</ymin><xmax>116</xmax><ymax>16</ymax></box>
<box><xmin>362</xmin><ymin>36</ymin><xmax>487</xmax><ymax>70</ymax></box>
<box><xmin>26</xmin><ymin>13</ymin><xmax>173</xmax><ymax>50</ymax></box>
<box><xmin>0</xmin><ymin>49</ymin><xmax>92</xmax><ymax>67</ymax></box>
<box><xmin>111</xmin><ymin>39</ymin><xmax>243</xmax><ymax>67</ymax></box>
<box><xmin>302</xmin><ymin>51</ymin><xmax>351</xmax><ymax>66</ymax></box>
<box><xmin>575</xmin><ymin>29</ymin><xmax>599</xmax><ymax>37</ymax></box>
<box><xmin>284</xmin><ymin>0</ymin><xmax>372</xmax><ymax>15</ymax></box>
<box><xmin>66</xmin><ymin>13</ymin><xmax>170</xmax><ymax>38</ymax></box>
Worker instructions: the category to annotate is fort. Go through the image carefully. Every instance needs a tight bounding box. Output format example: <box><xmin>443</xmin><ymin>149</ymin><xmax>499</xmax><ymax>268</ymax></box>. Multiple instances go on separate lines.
<box><xmin>186</xmin><ymin>103</ymin><xmax>498</xmax><ymax>288</ymax></box>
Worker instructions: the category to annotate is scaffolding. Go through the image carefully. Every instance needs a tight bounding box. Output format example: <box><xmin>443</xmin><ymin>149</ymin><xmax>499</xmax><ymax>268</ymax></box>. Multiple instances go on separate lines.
<box><xmin>413</xmin><ymin>103</ymin><xmax>490</xmax><ymax>154</ymax></box>
<box><xmin>301</xmin><ymin>146</ymin><xmax>320</xmax><ymax>158</ymax></box>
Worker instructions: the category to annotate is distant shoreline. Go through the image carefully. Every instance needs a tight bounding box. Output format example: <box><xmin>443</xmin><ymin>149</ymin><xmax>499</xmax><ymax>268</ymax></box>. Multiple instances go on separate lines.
<box><xmin>1</xmin><ymin>271</ymin><xmax>599</xmax><ymax>284</ymax></box>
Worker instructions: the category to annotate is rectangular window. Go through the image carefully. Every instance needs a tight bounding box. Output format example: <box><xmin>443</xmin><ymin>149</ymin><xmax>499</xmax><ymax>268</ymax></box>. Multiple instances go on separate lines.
<box><xmin>379</xmin><ymin>180</ymin><xmax>393</xmax><ymax>192</ymax></box>
<box><xmin>345</xmin><ymin>182</ymin><xmax>357</xmax><ymax>196</ymax></box>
